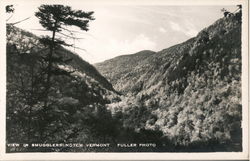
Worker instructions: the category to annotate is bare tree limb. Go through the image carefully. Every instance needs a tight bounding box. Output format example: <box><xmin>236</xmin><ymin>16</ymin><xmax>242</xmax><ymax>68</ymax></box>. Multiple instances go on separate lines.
<box><xmin>6</xmin><ymin>14</ymin><xmax>14</xmax><ymax>22</ymax></box>
<box><xmin>73</xmin><ymin>46</ymin><xmax>87</xmax><ymax>52</ymax></box>
<box><xmin>61</xmin><ymin>26</ymin><xmax>96</xmax><ymax>39</ymax></box>
<box><xmin>30</xmin><ymin>28</ymin><xmax>49</xmax><ymax>32</ymax></box>
<box><xmin>57</xmin><ymin>32</ymin><xmax>85</xmax><ymax>39</ymax></box>
<box><xmin>8</xmin><ymin>17</ymin><xmax>30</xmax><ymax>25</ymax></box>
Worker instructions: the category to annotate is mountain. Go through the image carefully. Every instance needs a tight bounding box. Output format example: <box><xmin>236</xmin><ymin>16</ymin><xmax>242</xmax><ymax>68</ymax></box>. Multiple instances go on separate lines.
<box><xmin>95</xmin><ymin>50</ymin><xmax>155</xmax><ymax>93</ymax></box>
<box><xmin>95</xmin><ymin>13</ymin><xmax>242</xmax><ymax>150</ymax></box>
<box><xmin>6</xmin><ymin>25</ymin><xmax>121</xmax><ymax>151</ymax></box>
<box><xmin>6</xmin><ymin>10</ymin><xmax>242</xmax><ymax>152</ymax></box>
<box><xmin>7</xmin><ymin>25</ymin><xmax>115</xmax><ymax>92</ymax></box>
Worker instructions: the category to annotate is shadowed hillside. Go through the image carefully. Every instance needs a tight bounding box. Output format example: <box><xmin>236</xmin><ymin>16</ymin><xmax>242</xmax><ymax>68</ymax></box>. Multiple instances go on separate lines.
<box><xmin>7</xmin><ymin>25</ymin><xmax>115</xmax><ymax>92</ymax></box>
<box><xmin>6</xmin><ymin>24</ymin><xmax>121</xmax><ymax>152</ymax></box>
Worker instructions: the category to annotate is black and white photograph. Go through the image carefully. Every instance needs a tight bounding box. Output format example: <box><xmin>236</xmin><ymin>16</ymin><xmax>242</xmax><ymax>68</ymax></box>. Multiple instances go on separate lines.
<box><xmin>0</xmin><ymin>0</ymin><xmax>249</xmax><ymax>160</ymax></box>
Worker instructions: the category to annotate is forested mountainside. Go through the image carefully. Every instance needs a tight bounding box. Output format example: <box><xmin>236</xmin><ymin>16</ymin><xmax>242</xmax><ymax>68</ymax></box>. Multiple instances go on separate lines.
<box><xmin>7</xmin><ymin>25</ymin><xmax>114</xmax><ymax>92</ymax></box>
<box><xmin>96</xmin><ymin>14</ymin><xmax>242</xmax><ymax>150</ymax></box>
<box><xmin>7</xmin><ymin>11</ymin><xmax>242</xmax><ymax>152</ymax></box>
<box><xmin>95</xmin><ymin>50</ymin><xmax>155</xmax><ymax>93</ymax></box>
<box><xmin>6</xmin><ymin>25</ymin><xmax>121</xmax><ymax>152</ymax></box>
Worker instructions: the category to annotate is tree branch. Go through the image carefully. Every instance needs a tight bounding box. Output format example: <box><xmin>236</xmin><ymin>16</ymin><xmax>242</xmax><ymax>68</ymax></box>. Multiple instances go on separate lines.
<box><xmin>73</xmin><ymin>46</ymin><xmax>87</xmax><ymax>52</ymax></box>
<box><xmin>6</xmin><ymin>14</ymin><xmax>14</xmax><ymax>22</ymax></box>
<box><xmin>61</xmin><ymin>26</ymin><xmax>96</xmax><ymax>39</ymax></box>
<box><xmin>57</xmin><ymin>32</ymin><xmax>85</xmax><ymax>40</ymax></box>
<box><xmin>8</xmin><ymin>17</ymin><xmax>30</xmax><ymax>25</ymax></box>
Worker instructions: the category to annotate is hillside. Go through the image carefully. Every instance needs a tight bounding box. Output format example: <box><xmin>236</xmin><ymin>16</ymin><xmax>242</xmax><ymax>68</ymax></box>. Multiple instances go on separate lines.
<box><xmin>96</xmin><ymin>14</ymin><xmax>242</xmax><ymax>150</ymax></box>
<box><xmin>6</xmin><ymin>25</ymin><xmax>121</xmax><ymax>152</ymax></box>
<box><xmin>7</xmin><ymin>25</ymin><xmax>115</xmax><ymax>92</ymax></box>
<box><xmin>95</xmin><ymin>50</ymin><xmax>155</xmax><ymax>93</ymax></box>
<box><xmin>6</xmin><ymin>11</ymin><xmax>242</xmax><ymax>152</ymax></box>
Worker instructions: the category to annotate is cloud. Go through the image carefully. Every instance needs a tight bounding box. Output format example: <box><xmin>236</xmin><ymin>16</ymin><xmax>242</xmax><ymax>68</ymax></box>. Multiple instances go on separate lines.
<box><xmin>169</xmin><ymin>21</ymin><xmax>182</xmax><ymax>32</ymax></box>
<box><xmin>169</xmin><ymin>20</ymin><xmax>198</xmax><ymax>37</ymax></box>
<box><xmin>185</xmin><ymin>28</ymin><xmax>198</xmax><ymax>37</ymax></box>
<box><xmin>184</xmin><ymin>20</ymin><xmax>198</xmax><ymax>37</ymax></box>
<box><xmin>159</xmin><ymin>27</ymin><xmax>167</xmax><ymax>33</ymax></box>
<box><xmin>78</xmin><ymin>34</ymin><xmax>156</xmax><ymax>63</ymax></box>
<box><xmin>107</xmin><ymin>34</ymin><xmax>156</xmax><ymax>54</ymax></box>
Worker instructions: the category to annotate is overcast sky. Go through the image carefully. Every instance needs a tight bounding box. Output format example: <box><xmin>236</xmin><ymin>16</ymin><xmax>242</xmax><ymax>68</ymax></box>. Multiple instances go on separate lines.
<box><xmin>6</xmin><ymin>2</ymin><xmax>237</xmax><ymax>63</ymax></box>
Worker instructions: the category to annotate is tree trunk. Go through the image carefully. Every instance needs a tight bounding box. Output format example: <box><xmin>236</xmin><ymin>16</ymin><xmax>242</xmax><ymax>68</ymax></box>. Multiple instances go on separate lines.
<box><xmin>40</xmin><ymin>27</ymin><xmax>56</xmax><ymax>141</ymax></box>
<box><xmin>44</xmin><ymin>29</ymin><xmax>56</xmax><ymax>108</ymax></box>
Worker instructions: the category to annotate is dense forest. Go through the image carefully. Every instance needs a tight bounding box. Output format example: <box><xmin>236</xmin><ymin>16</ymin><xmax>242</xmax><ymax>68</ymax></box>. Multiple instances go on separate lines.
<box><xmin>6</xmin><ymin>5</ymin><xmax>242</xmax><ymax>152</ymax></box>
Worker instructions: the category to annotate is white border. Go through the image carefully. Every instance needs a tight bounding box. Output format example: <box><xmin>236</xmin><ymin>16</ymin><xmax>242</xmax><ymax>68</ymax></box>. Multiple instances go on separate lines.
<box><xmin>0</xmin><ymin>0</ymin><xmax>249</xmax><ymax>160</ymax></box>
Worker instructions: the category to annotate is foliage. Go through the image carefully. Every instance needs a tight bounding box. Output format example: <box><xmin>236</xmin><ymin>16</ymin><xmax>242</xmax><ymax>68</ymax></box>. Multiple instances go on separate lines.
<box><xmin>99</xmin><ymin>13</ymin><xmax>242</xmax><ymax>151</ymax></box>
<box><xmin>6</xmin><ymin>5</ymin><xmax>14</xmax><ymax>13</ymax></box>
<box><xmin>6</xmin><ymin>8</ymin><xmax>242</xmax><ymax>152</ymax></box>
<box><xmin>6</xmin><ymin>9</ymin><xmax>119</xmax><ymax>152</ymax></box>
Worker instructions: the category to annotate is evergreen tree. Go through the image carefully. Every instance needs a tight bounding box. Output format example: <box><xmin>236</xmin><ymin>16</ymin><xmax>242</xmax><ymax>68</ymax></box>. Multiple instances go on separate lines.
<box><xmin>6</xmin><ymin>5</ymin><xmax>14</xmax><ymax>13</ymax></box>
<box><xmin>35</xmin><ymin>5</ymin><xmax>94</xmax><ymax>108</ymax></box>
<box><xmin>34</xmin><ymin>5</ymin><xmax>94</xmax><ymax>141</ymax></box>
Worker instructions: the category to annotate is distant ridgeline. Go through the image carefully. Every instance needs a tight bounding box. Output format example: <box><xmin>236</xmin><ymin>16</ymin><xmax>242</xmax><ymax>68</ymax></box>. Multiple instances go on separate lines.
<box><xmin>6</xmin><ymin>11</ymin><xmax>242</xmax><ymax>152</ymax></box>
<box><xmin>95</xmin><ymin>13</ymin><xmax>242</xmax><ymax>151</ymax></box>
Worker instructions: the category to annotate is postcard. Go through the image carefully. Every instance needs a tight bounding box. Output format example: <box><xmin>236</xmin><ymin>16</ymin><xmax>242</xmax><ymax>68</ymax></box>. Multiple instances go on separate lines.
<box><xmin>0</xmin><ymin>0</ymin><xmax>249</xmax><ymax>160</ymax></box>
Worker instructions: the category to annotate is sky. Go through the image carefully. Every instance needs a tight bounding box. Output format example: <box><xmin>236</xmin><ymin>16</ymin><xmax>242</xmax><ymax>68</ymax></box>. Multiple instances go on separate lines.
<box><xmin>5</xmin><ymin>2</ymin><xmax>237</xmax><ymax>63</ymax></box>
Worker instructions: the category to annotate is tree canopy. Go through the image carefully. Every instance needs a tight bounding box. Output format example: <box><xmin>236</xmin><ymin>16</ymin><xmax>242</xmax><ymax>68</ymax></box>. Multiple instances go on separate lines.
<box><xmin>35</xmin><ymin>5</ymin><xmax>95</xmax><ymax>32</ymax></box>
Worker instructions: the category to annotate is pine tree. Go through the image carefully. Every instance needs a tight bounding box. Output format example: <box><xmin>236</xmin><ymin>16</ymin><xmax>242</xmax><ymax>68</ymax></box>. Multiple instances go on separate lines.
<box><xmin>35</xmin><ymin>5</ymin><xmax>94</xmax><ymax>108</ymax></box>
<box><xmin>6</xmin><ymin>5</ymin><xmax>14</xmax><ymax>13</ymax></box>
<box><xmin>34</xmin><ymin>5</ymin><xmax>94</xmax><ymax>141</ymax></box>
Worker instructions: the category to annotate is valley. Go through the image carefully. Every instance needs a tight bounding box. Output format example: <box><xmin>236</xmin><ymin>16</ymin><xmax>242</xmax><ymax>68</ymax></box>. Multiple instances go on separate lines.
<box><xmin>6</xmin><ymin>8</ymin><xmax>242</xmax><ymax>152</ymax></box>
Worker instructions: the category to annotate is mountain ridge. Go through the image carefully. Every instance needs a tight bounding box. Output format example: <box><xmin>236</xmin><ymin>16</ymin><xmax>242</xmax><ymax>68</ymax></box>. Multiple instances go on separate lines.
<box><xmin>95</xmin><ymin>50</ymin><xmax>156</xmax><ymax>93</ymax></box>
<box><xmin>96</xmin><ymin>13</ymin><xmax>242</xmax><ymax>149</ymax></box>
<box><xmin>6</xmin><ymin>24</ymin><xmax>122</xmax><ymax>150</ymax></box>
<box><xmin>7</xmin><ymin>24</ymin><xmax>115</xmax><ymax>92</ymax></box>
<box><xmin>6</xmin><ymin>10</ymin><xmax>242</xmax><ymax>152</ymax></box>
